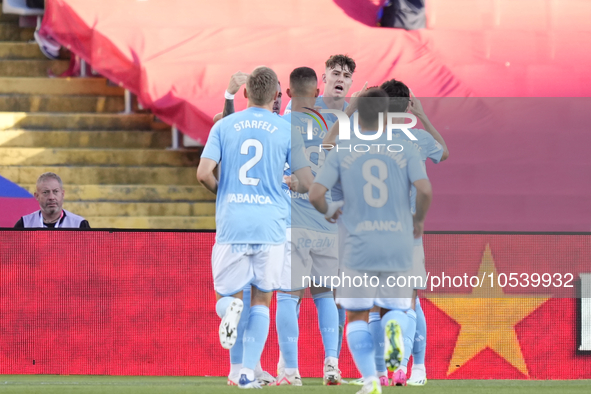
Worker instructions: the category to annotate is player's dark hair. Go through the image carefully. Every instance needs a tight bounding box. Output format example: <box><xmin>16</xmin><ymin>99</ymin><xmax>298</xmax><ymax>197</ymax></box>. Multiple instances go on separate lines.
<box><xmin>379</xmin><ymin>79</ymin><xmax>410</xmax><ymax>112</ymax></box>
<box><xmin>289</xmin><ymin>67</ymin><xmax>317</xmax><ymax>96</ymax></box>
<box><xmin>358</xmin><ymin>88</ymin><xmax>389</xmax><ymax>129</ymax></box>
<box><xmin>325</xmin><ymin>54</ymin><xmax>356</xmax><ymax>74</ymax></box>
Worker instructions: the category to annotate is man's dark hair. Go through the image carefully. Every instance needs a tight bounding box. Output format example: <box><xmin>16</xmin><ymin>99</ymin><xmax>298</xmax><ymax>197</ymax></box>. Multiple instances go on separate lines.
<box><xmin>358</xmin><ymin>88</ymin><xmax>389</xmax><ymax>128</ymax></box>
<box><xmin>379</xmin><ymin>79</ymin><xmax>410</xmax><ymax>112</ymax></box>
<box><xmin>289</xmin><ymin>67</ymin><xmax>317</xmax><ymax>96</ymax></box>
<box><xmin>325</xmin><ymin>54</ymin><xmax>356</xmax><ymax>74</ymax></box>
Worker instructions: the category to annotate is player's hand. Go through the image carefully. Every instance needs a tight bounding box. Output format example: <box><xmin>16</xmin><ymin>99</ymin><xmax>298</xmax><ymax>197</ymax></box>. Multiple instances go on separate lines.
<box><xmin>227</xmin><ymin>71</ymin><xmax>249</xmax><ymax>95</ymax></box>
<box><xmin>325</xmin><ymin>208</ymin><xmax>342</xmax><ymax>223</ymax></box>
<box><xmin>325</xmin><ymin>201</ymin><xmax>344</xmax><ymax>223</ymax></box>
<box><xmin>408</xmin><ymin>89</ymin><xmax>426</xmax><ymax>119</ymax></box>
<box><xmin>347</xmin><ymin>81</ymin><xmax>368</xmax><ymax>115</ymax></box>
<box><xmin>413</xmin><ymin>217</ymin><xmax>425</xmax><ymax>239</ymax></box>
<box><xmin>287</xmin><ymin>174</ymin><xmax>299</xmax><ymax>192</ymax></box>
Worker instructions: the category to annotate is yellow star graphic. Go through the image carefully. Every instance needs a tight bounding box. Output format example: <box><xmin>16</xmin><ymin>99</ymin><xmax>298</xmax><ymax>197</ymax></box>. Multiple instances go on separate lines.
<box><xmin>427</xmin><ymin>244</ymin><xmax>549</xmax><ymax>377</ymax></box>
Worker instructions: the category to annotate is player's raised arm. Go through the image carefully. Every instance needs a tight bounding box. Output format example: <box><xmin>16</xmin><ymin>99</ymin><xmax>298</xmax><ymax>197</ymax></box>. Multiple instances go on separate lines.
<box><xmin>222</xmin><ymin>71</ymin><xmax>249</xmax><ymax>117</ymax></box>
<box><xmin>409</xmin><ymin>90</ymin><xmax>449</xmax><ymax>161</ymax></box>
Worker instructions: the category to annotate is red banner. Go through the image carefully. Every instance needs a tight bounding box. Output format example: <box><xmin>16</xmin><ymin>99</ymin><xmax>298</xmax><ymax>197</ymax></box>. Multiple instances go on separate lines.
<box><xmin>0</xmin><ymin>231</ymin><xmax>589</xmax><ymax>379</ymax></box>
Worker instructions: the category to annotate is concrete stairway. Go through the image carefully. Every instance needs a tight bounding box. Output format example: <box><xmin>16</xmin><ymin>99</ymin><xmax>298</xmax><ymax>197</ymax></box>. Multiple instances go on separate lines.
<box><xmin>0</xmin><ymin>10</ymin><xmax>215</xmax><ymax>229</ymax></box>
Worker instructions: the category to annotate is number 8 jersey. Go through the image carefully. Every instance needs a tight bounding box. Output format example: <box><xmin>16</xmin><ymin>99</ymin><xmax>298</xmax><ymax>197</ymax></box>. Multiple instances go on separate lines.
<box><xmin>314</xmin><ymin>134</ymin><xmax>428</xmax><ymax>272</ymax></box>
<box><xmin>201</xmin><ymin>107</ymin><xmax>309</xmax><ymax>244</ymax></box>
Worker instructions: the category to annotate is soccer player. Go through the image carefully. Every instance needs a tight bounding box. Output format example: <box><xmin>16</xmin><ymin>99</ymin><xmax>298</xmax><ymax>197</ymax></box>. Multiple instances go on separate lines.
<box><xmin>331</xmin><ymin>80</ymin><xmax>449</xmax><ymax>387</ymax></box>
<box><xmin>379</xmin><ymin>79</ymin><xmax>449</xmax><ymax>386</ymax></box>
<box><xmin>297</xmin><ymin>54</ymin><xmax>357</xmax><ymax>360</ymax></box>
<box><xmin>285</xmin><ymin>54</ymin><xmax>355</xmax><ymax>122</ymax></box>
<box><xmin>309</xmin><ymin>89</ymin><xmax>433</xmax><ymax>394</ymax></box>
<box><xmin>275</xmin><ymin>67</ymin><xmax>341</xmax><ymax>386</ymax></box>
<box><xmin>213</xmin><ymin>71</ymin><xmax>284</xmax><ymax>386</ymax></box>
<box><xmin>197</xmin><ymin>66</ymin><xmax>313</xmax><ymax>389</ymax></box>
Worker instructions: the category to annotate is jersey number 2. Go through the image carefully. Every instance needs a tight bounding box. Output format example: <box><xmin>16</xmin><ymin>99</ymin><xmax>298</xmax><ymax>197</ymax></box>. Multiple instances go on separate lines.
<box><xmin>239</xmin><ymin>139</ymin><xmax>263</xmax><ymax>186</ymax></box>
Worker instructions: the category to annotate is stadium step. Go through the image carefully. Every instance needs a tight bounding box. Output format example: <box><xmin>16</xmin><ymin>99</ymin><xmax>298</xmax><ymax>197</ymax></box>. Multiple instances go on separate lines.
<box><xmin>21</xmin><ymin>184</ymin><xmax>215</xmax><ymax>202</ymax></box>
<box><xmin>0</xmin><ymin>147</ymin><xmax>200</xmax><ymax>166</ymax></box>
<box><xmin>0</xmin><ymin>112</ymin><xmax>155</xmax><ymax>130</ymax></box>
<box><xmin>0</xmin><ymin>77</ymin><xmax>125</xmax><ymax>95</ymax></box>
<box><xmin>0</xmin><ymin>165</ymin><xmax>196</xmax><ymax>185</ymax></box>
<box><xmin>0</xmin><ymin>95</ymin><xmax>125</xmax><ymax>112</ymax></box>
<box><xmin>65</xmin><ymin>201</ymin><xmax>215</xmax><ymax>217</ymax></box>
<box><xmin>0</xmin><ymin>42</ymin><xmax>56</xmax><ymax>60</ymax></box>
<box><xmin>85</xmin><ymin>216</ymin><xmax>216</xmax><ymax>229</ymax></box>
<box><xmin>0</xmin><ymin>130</ymin><xmax>169</xmax><ymax>148</ymax></box>
<box><xmin>0</xmin><ymin>12</ymin><xmax>18</xmax><ymax>24</ymax></box>
<box><xmin>0</xmin><ymin>59</ymin><xmax>70</xmax><ymax>77</ymax></box>
<box><xmin>0</xmin><ymin>23</ymin><xmax>34</xmax><ymax>42</ymax></box>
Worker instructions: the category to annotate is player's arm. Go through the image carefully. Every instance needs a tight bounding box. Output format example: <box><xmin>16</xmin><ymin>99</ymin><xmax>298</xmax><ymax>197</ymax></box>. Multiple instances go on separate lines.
<box><xmin>409</xmin><ymin>91</ymin><xmax>449</xmax><ymax>161</ymax></box>
<box><xmin>222</xmin><ymin>99</ymin><xmax>235</xmax><ymax>118</ymax></box>
<box><xmin>197</xmin><ymin>158</ymin><xmax>219</xmax><ymax>194</ymax></box>
<box><xmin>222</xmin><ymin>71</ymin><xmax>249</xmax><ymax>117</ymax></box>
<box><xmin>309</xmin><ymin>183</ymin><xmax>329</xmax><ymax>214</ymax></box>
<box><xmin>413</xmin><ymin>178</ymin><xmax>432</xmax><ymax>238</ymax></box>
<box><xmin>309</xmin><ymin>150</ymin><xmax>343</xmax><ymax>222</ymax></box>
<box><xmin>291</xmin><ymin>167</ymin><xmax>314</xmax><ymax>194</ymax></box>
<box><xmin>289</xmin><ymin>127</ymin><xmax>315</xmax><ymax>193</ymax></box>
<box><xmin>197</xmin><ymin>122</ymin><xmax>222</xmax><ymax>194</ymax></box>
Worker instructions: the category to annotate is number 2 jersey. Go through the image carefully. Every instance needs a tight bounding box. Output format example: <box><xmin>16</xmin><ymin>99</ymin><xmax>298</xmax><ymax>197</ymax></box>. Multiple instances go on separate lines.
<box><xmin>314</xmin><ymin>134</ymin><xmax>428</xmax><ymax>272</ymax></box>
<box><xmin>201</xmin><ymin>107</ymin><xmax>309</xmax><ymax>244</ymax></box>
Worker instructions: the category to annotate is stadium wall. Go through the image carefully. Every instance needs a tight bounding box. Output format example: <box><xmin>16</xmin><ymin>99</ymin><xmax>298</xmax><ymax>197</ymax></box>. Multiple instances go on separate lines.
<box><xmin>0</xmin><ymin>230</ymin><xmax>590</xmax><ymax>379</ymax></box>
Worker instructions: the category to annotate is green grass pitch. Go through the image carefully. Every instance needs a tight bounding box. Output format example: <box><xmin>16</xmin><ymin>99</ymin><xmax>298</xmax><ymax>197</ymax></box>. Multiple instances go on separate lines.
<box><xmin>0</xmin><ymin>376</ymin><xmax>590</xmax><ymax>394</ymax></box>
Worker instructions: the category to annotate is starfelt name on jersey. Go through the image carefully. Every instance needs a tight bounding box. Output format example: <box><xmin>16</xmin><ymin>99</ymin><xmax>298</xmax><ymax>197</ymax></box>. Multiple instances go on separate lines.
<box><xmin>233</xmin><ymin>120</ymin><xmax>278</xmax><ymax>133</ymax></box>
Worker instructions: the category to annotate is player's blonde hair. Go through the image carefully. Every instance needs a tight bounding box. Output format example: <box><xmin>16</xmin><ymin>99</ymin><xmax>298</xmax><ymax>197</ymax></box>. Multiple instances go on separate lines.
<box><xmin>246</xmin><ymin>67</ymin><xmax>279</xmax><ymax>106</ymax></box>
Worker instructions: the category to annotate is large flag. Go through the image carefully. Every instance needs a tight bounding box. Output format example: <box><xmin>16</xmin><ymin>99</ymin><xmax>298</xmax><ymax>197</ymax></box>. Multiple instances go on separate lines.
<box><xmin>0</xmin><ymin>176</ymin><xmax>38</xmax><ymax>227</ymax></box>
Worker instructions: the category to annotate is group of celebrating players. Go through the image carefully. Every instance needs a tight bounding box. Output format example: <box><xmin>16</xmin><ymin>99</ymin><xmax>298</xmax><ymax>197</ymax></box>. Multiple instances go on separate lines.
<box><xmin>196</xmin><ymin>54</ymin><xmax>449</xmax><ymax>393</ymax></box>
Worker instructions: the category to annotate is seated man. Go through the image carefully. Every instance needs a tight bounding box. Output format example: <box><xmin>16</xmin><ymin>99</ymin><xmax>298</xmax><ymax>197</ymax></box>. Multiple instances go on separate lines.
<box><xmin>14</xmin><ymin>172</ymin><xmax>90</xmax><ymax>228</ymax></box>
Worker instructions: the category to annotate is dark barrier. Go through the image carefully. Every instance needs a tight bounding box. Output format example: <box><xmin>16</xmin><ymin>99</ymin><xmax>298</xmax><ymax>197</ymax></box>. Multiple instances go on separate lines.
<box><xmin>0</xmin><ymin>230</ymin><xmax>590</xmax><ymax>378</ymax></box>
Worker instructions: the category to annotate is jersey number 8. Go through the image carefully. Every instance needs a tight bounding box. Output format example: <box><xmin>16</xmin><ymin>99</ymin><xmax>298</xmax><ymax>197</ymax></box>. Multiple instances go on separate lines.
<box><xmin>362</xmin><ymin>159</ymin><xmax>388</xmax><ymax>208</ymax></box>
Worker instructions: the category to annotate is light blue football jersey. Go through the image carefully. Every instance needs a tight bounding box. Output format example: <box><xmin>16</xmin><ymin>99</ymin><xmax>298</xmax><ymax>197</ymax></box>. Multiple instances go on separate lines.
<box><xmin>314</xmin><ymin>134</ymin><xmax>428</xmax><ymax>272</ymax></box>
<box><xmin>283</xmin><ymin>111</ymin><xmax>336</xmax><ymax>233</ymax></box>
<box><xmin>282</xmin><ymin>163</ymin><xmax>292</xmax><ymax>227</ymax></box>
<box><xmin>392</xmin><ymin>128</ymin><xmax>443</xmax><ymax>245</ymax></box>
<box><xmin>285</xmin><ymin>96</ymin><xmax>349</xmax><ymax>202</ymax></box>
<box><xmin>201</xmin><ymin>107</ymin><xmax>309</xmax><ymax>244</ymax></box>
<box><xmin>285</xmin><ymin>95</ymin><xmax>348</xmax><ymax>125</ymax></box>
